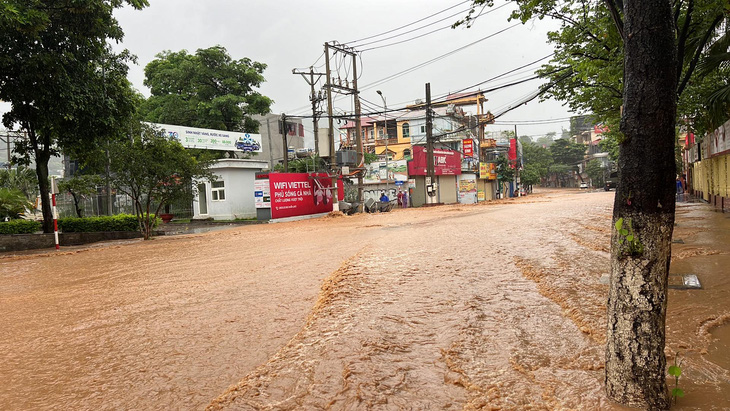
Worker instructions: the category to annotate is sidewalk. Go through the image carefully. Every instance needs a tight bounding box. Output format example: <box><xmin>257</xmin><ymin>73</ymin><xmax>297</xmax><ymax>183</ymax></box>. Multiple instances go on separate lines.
<box><xmin>663</xmin><ymin>195</ymin><xmax>730</xmax><ymax>406</ymax></box>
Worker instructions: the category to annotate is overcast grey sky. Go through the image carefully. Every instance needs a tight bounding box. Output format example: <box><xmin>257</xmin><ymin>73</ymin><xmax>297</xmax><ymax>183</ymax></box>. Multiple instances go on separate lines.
<box><xmin>2</xmin><ymin>1</ymin><xmax>577</xmax><ymax>143</ymax></box>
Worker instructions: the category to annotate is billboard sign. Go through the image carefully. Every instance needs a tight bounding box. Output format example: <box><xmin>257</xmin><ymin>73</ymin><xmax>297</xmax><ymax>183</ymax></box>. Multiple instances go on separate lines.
<box><xmin>407</xmin><ymin>146</ymin><xmax>461</xmax><ymax>176</ymax></box>
<box><xmin>709</xmin><ymin>121</ymin><xmax>729</xmax><ymax>157</ymax></box>
<box><xmin>150</xmin><ymin>122</ymin><xmax>263</xmax><ymax>153</ymax></box>
<box><xmin>462</xmin><ymin>138</ymin><xmax>474</xmax><ymax>158</ymax></box>
<box><xmin>254</xmin><ymin>179</ymin><xmax>271</xmax><ymax>209</ymax></box>
<box><xmin>268</xmin><ymin>173</ymin><xmax>333</xmax><ymax>219</ymax></box>
<box><xmin>479</xmin><ymin>162</ymin><xmax>496</xmax><ymax>180</ymax></box>
<box><xmin>363</xmin><ymin>159</ymin><xmax>408</xmax><ymax>184</ymax></box>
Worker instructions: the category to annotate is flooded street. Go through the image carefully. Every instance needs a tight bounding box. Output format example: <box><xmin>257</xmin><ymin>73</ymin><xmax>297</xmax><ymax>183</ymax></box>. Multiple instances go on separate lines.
<box><xmin>2</xmin><ymin>189</ymin><xmax>729</xmax><ymax>410</ymax></box>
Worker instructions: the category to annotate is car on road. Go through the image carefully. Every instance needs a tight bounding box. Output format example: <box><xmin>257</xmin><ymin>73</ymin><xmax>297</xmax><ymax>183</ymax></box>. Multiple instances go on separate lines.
<box><xmin>604</xmin><ymin>171</ymin><xmax>618</xmax><ymax>191</ymax></box>
<box><xmin>579</xmin><ymin>182</ymin><xmax>589</xmax><ymax>189</ymax></box>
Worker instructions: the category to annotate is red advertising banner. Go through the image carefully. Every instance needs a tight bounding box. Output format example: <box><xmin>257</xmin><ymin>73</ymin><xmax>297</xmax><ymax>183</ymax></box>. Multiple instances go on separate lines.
<box><xmin>509</xmin><ymin>139</ymin><xmax>517</xmax><ymax>163</ymax></box>
<box><xmin>269</xmin><ymin>172</ymin><xmax>333</xmax><ymax>219</ymax></box>
<box><xmin>462</xmin><ymin>138</ymin><xmax>474</xmax><ymax>158</ymax></box>
<box><xmin>407</xmin><ymin>146</ymin><xmax>462</xmax><ymax>176</ymax></box>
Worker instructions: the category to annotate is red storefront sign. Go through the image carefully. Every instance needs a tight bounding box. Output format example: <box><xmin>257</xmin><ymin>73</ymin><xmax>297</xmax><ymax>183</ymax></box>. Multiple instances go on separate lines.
<box><xmin>462</xmin><ymin>138</ymin><xmax>474</xmax><ymax>158</ymax></box>
<box><xmin>268</xmin><ymin>172</ymin><xmax>333</xmax><ymax>219</ymax></box>
<box><xmin>407</xmin><ymin>146</ymin><xmax>462</xmax><ymax>176</ymax></box>
<box><xmin>509</xmin><ymin>138</ymin><xmax>517</xmax><ymax>168</ymax></box>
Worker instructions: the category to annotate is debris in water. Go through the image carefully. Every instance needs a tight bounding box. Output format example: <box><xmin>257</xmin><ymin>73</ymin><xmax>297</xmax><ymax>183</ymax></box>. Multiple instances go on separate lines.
<box><xmin>668</xmin><ymin>274</ymin><xmax>702</xmax><ymax>289</ymax></box>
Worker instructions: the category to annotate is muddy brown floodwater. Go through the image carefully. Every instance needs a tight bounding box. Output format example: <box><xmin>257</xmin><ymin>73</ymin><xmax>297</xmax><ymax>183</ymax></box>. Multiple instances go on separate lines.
<box><xmin>2</xmin><ymin>189</ymin><xmax>729</xmax><ymax>410</ymax></box>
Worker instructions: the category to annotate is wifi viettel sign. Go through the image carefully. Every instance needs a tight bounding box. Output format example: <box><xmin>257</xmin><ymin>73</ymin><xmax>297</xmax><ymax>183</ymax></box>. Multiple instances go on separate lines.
<box><xmin>258</xmin><ymin>172</ymin><xmax>334</xmax><ymax>219</ymax></box>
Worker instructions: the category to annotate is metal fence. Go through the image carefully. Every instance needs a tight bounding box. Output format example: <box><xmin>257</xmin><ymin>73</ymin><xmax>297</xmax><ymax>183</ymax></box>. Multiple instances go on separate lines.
<box><xmin>53</xmin><ymin>191</ymin><xmax>194</xmax><ymax>219</ymax></box>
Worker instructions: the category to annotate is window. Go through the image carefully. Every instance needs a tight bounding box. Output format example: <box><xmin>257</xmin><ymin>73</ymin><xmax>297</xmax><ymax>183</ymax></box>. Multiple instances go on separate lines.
<box><xmin>211</xmin><ymin>181</ymin><xmax>225</xmax><ymax>201</ymax></box>
<box><xmin>369</xmin><ymin>129</ymin><xmax>374</xmax><ymax>140</ymax></box>
<box><xmin>420</xmin><ymin>125</ymin><xmax>426</xmax><ymax>133</ymax></box>
<box><xmin>402</xmin><ymin>123</ymin><xmax>410</xmax><ymax>138</ymax></box>
<box><xmin>378</xmin><ymin>128</ymin><xmax>384</xmax><ymax>139</ymax></box>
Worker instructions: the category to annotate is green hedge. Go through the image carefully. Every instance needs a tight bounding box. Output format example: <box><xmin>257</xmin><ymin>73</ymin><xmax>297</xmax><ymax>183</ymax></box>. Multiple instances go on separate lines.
<box><xmin>0</xmin><ymin>219</ymin><xmax>42</xmax><ymax>234</ymax></box>
<box><xmin>58</xmin><ymin>214</ymin><xmax>159</xmax><ymax>233</ymax></box>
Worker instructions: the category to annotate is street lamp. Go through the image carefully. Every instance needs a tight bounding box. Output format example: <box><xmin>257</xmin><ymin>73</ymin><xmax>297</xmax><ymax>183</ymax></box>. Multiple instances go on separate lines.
<box><xmin>376</xmin><ymin>90</ymin><xmax>389</xmax><ymax>195</ymax></box>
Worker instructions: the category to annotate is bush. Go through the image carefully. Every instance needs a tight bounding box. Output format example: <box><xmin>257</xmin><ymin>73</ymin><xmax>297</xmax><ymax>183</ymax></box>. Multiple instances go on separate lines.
<box><xmin>0</xmin><ymin>219</ymin><xmax>42</xmax><ymax>234</ymax></box>
<box><xmin>0</xmin><ymin>188</ymin><xmax>30</xmax><ymax>220</ymax></box>
<box><xmin>58</xmin><ymin>214</ymin><xmax>159</xmax><ymax>233</ymax></box>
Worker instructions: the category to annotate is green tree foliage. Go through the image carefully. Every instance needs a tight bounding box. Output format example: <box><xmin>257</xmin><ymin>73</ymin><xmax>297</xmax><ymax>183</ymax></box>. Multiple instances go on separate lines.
<box><xmin>520</xmin><ymin>166</ymin><xmax>541</xmax><ymax>188</ymax></box>
<box><xmin>141</xmin><ymin>46</ymin><xmax>273</xmax><ymax>133</ymax></box>
<box><xmin>364</xmin><ymin>152</ymin><xmax>379</xmax><ymax>164</ymax></box>
<box><xmin>0</xmin><ymin>188</ymin><xmax>29</xmax><ymax>220</ymax></box>
<box><xmin>495</xmin><ymin>155</ymin><xmax>515</xmax><ymax>184</ymax></box>
<box><xmin>58</xmin><ymin>175</ymin><xmax>103</xmax><ymax>218</ymax></box>
<box><xmin>273</xmin><ymin>156</ymin><xmax>326</xmax><ymax>173</ymax></box>
<box><xmin>549</xmin><ymin>138</ymin><xmax>586</xmax><ymax>168</ymax></box>
<box><xmin>109</xmin><ymin>125</ymin><xmax>215</xmax><ymax>240</ymax></box>
<box><xmin>461</xmin><ymin>0</ymin><xmax>730</xmax><ymax>136</ymax></box>
<box><xmin>585</xmin><ymin>159</ymin><xmax>605</xmax><ymax>187</ymax></box>
<box><xmin>521</xmin><ymin>140</ymin><xmax>553</xmax><ymax>185</ymax></box>
<box><xmin>0</xmin><ymin>0</ymin><xmax>147</xmax><ymax>233</ymax></box>
<box><xmin>534</xmin><ymin>133</ymin><xmax>556</xmax><ymax>148</ymax></box>
<box><xmin>0</xmin><ymin>166</ymin><xmax>38</xmax><ymax>201</ymax></box>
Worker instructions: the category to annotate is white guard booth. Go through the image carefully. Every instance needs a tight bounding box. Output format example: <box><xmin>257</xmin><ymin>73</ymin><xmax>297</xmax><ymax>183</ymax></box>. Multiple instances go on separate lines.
<box><xmin>194</xmin><ymin>159</ymin><xmax>268</xmax><ymax>220</ymax></box>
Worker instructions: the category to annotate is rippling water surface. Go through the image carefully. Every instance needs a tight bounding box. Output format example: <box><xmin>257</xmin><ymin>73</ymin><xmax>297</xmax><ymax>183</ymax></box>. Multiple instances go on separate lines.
<box><xmin>2</xmin><ymin>189</ymin><xmax>728</xmax><ymax>410</ymax></box>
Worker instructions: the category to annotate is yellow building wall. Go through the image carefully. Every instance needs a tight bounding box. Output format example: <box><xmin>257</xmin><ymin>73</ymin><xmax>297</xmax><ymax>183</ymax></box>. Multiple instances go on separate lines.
<box><xmin>396</xmin><ymin>120</ymin><xmax>412</xmax><ymax>144</ymax></box>
<box><xmin>374</xmin><ymin>121</ymin><xmax>412</xmax><ymax>160</ymax></box>
<box><xmin>691</xmin><ymin>154</ymin><xmax>730</xmax><ymax>200</ymax></box>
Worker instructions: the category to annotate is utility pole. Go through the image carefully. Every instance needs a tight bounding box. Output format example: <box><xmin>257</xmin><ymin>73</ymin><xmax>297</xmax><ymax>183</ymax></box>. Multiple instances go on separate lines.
<box><xmin>324</xmin><ymin>43</ymin><xmax>335</xmax><ymax>164</ymax></box>
<box><xmin>352</xmin><ymin>53</ymin><xmax>364</xmax><ymax>206</ymax></box>
<box><xmin>266</xmin><ymin>117</ymin><xmax>274</xmax><ymax>169</ymax></box>
<box><xmin>281</xmin><ymin>113</ymin><xmax>288</xmax><ymax>172</ymax></box>
<box><xmin>292</xmin><ymin>67</ymin><xmax>326</xmax><ymax>157</ymax></box>
<box><xmin>1</xmin><ymin>132</ymin><xmax>12</xmax><ymax>169</ymax></box>
<box><xmin>515</xmin><ymin>124</ymin><xmax>520</xmax><ymax>197</ymax></box>
<box><xmin>323</xmin><ymin>42</ymin><xmax>363</xmax><ymax>207</ymax></box>
<box><xmin>425</xmin><ymin>83</ymin><xmax>435</xmax><ymax>204</ymax></box>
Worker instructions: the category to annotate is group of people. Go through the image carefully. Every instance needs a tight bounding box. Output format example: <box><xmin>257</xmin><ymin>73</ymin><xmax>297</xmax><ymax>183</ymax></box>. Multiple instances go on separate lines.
<box><xmin>379</xmin><ymin>189</ymin><xmax>408</xmax><ymax>208</ymax></box>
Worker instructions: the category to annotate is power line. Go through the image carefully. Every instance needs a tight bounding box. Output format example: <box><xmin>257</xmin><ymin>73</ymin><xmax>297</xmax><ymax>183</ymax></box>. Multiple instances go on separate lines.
<box><xmin>494</xmin><ymin>118</ymin><xmax>572</xmax><ymax>125</ymax></box>
<box><xmin>428</xmin><ymin>54</ymin><xmax>556</xmax><ymax>106</ymax></box>
<box><xmin>345</xmin><ymin>0</ymin><xmax>472</xmax><ymax>45</ymax></box>
<box><xmin>359</xmin><ymin>2</ymin><xmax>513</xmax><ymax>52</ymax></box>
<box><xmin>357</xmin><ymin>23</ymin><xmax>522</xmax><ymax>94</ymax></box>
<box><xmin>360</xmin><ymin>53</ymin><xmax>554</xmax><ymax>111</ymax></box>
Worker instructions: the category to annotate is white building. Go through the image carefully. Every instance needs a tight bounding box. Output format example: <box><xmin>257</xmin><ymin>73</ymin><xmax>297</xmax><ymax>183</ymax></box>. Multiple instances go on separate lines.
<box><xmin>193</xmin><ymin>159</ymin><xmax>268</xmax><ymax>220</ymax></box>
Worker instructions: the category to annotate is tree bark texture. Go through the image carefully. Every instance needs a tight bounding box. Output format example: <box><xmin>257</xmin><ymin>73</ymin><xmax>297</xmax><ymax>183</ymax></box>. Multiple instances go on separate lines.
<box><xmin>29</xmin><ymin>129</ymin><xmax>54</xmax><ymax>234</ymax></box>
<box><xmin>605</xmin><ymin>0</ymin><xmax>678</xmax><ymax>408</ymax></box>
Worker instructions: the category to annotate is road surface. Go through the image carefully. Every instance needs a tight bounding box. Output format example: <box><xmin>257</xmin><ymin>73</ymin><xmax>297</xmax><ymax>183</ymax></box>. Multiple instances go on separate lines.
<box><xmin>2</xmin><ymin>189</ymin><xmax>728</xmax><ymax>410</ymax></box>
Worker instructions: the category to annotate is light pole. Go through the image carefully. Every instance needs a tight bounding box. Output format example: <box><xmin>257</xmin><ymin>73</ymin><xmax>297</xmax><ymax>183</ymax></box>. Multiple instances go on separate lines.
<box><xmin>376</xmin><ymin>90</ymin><xmax>389</xmax><ymax>196</ymax></box>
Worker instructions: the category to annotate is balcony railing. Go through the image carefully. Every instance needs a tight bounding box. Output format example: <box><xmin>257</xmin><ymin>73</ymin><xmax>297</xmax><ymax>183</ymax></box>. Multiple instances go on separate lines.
<box><xmin>375</xmin><ymin>137</ymin><xmax>399</xmax><ymax>146</ymax></box>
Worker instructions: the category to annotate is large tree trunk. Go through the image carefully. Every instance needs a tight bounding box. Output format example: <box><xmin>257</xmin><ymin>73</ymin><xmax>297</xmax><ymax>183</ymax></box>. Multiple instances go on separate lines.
<box><xmin>605</xmin><ymin>0</ymin><xmax>678</xmax><ymax>408</ymax></box>
<box><xmin>29</xmin><ymin>129</ymin><xmax>54</xmax><ymax>234</ymax></box>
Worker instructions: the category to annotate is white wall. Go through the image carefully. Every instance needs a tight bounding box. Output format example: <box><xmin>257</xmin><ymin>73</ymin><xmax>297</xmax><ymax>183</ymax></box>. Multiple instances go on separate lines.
<box><xmin>194</xmin><ymin>159</ymin><xmax>267</xmax><ymax>220</ymax></box>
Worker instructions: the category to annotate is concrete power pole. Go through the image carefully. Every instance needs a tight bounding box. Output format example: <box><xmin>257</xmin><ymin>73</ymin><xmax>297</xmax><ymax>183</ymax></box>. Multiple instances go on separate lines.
<box><xmin>322</xmin><ymin>42</ymin><xmax>364</xmax><ymax>208</ymax></box>
<box><xmin>292</xmin><ymin>67</ymin><xmax>325</xmax><ymax>158</ymax></box>
<box><xmin>514</xmin><ymin>124</ymin><xmax>520</xmax><ymax>197</ymax></box>
<box><xmin>352</xmin><ymin>53</ymin><xmax>364</xmax><ymax>206</ymax></box>
<box><xmin>324</xmin><ymin>43</ymin><xmax>335</xmax><ymax>165</ymax></box>
<box><xmin>425</xmin><ymin>83</ymin><xmax>435</xmax><ymax>205</ymax></box>
<box><xmin>281</xmin><ymin>113</ymin><xmax>288</xmax><ymax>172</ymax></box>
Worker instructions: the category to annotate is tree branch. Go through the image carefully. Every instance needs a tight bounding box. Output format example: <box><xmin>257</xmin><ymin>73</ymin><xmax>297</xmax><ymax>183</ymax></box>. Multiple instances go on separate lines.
<box><xmin>545</xmin><ymin>11</ymin><xmax>613</xmax><ymax>52</ymax></box>
<box><xmin>570</xmin><ymin>51</ymin><xmax>610</xmax><ymax>62</ymax></box>
<box><xmin>602</xmin><ymin>0</ymin><xmax>624</xmax><ymax>40</ymax></box>
<box><xmin>677</xmin><ymin>14</ymin><xmax>724</xmax><ymax>97</ymax></box>
<box><xmin>676</xmin><ymin>0</ymin><xmax>694</xmax><ymax>84</ymax></box>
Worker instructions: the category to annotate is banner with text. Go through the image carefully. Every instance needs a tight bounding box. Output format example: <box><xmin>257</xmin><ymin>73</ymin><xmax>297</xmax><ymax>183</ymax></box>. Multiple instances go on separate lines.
<box><xmin>407</xmin><ymin>146</ymin><xmax>461</xmax><ymax>176</ymax></box>
<box><xmin>269</xmin><ymin>172</ymin><xmax>333</xmax><ymax>219</ymax></box>
<box><xmin>462</xmin><ymin>138</ymin><xmax>474</xmax><ymax>158</ymax></box>
<box><xmin>150</xmin><ymin>122</ymin><xmax>263</xmax><ymax>153</ymax></box>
